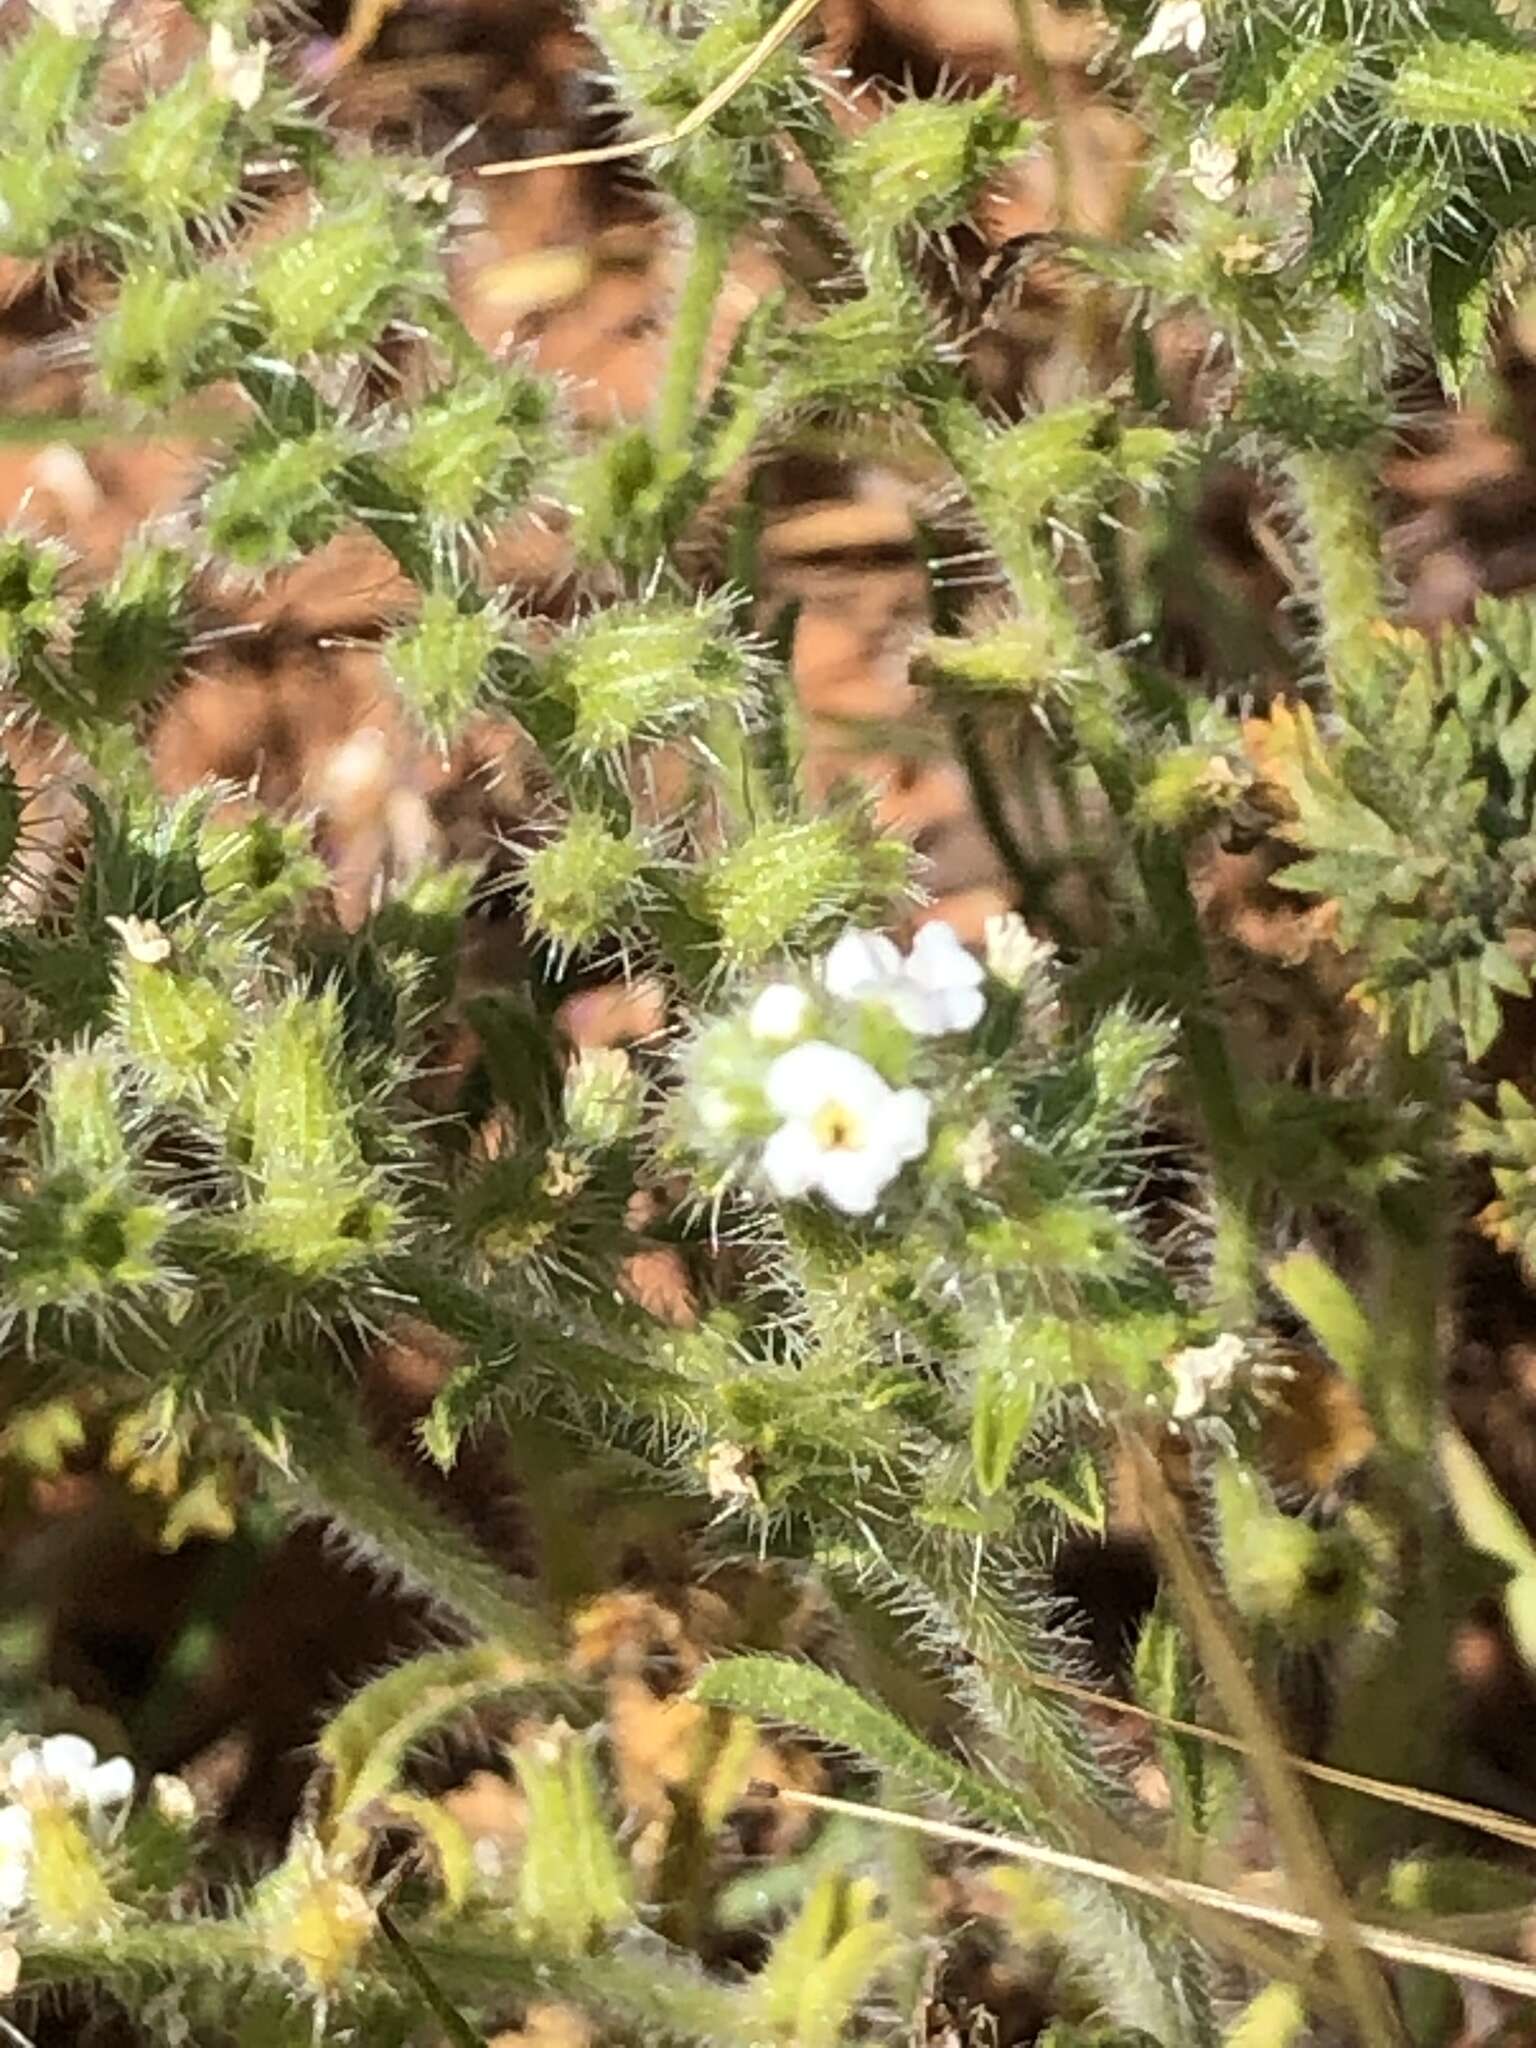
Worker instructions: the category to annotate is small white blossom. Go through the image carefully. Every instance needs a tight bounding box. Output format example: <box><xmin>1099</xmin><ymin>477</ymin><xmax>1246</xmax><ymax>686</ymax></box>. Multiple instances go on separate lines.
<box><xmin>1133</xmin><ymin>0</ymin><xmax>1208</xmax><ymax>58</ymax></box>
<box><xmin>823</xmin><ymin>922</ymin><xmax>984</xmax><ymax>1037</ymax></box>
<box><xmin>1188</xmin><ymin>136</ymin><xmax>1239</xmax><ymax>202</ymax></box>
<box><xmin>0</xmin><ymin>1808</ymin><xmax>30</xmax><ymax>1920</ymax></box>
<box><xmin>748</xmin><ymin>983</ymin><xmax>811</xmax><ymax>1045</ymax></box>
<box><xmin>983</xmin><ymin>912</ymin><xmax>1055</xmax><ymax>992</ymax></box>
<box><xmin>703</xmin><ymin>1441</ymin><xmax>760</xmax><ymax>1504</ymax></box>
<box><xmin>956</xmin><ymin>1118</ymin><xmax>999</xmax><ymax>1190</ymax></box>
<box><xmin>6</xmin><ymin>1735</ymin><xmax>134</xmax><ymax>1815</ymax></box>
<box><xmin>1167</xmin><ymin>1333</ymin><xmax>1248</xmax><ymax>1420</ymax></box>
<box><xmin>150</xmin><ymin>1774</ymin><xmax>197</xmax><ymax>1828</ymax></box>
<box><xmin>29</xmin><ymin>0</ymin><xmax>113</xmax><ymax>36</ymax></box>
<box><xmin>0</xmin><ymin>1735</ymin><xmax>135</xmax><ymax>1919</ymax></box>
<box><xmin>208</xmin><ymin>22</ymin><xmax>269</xmax><ymax>111</ymax></box>
<box><xmin>105</xmin><ymin>915</ymin><xmax>171</xmax><ymax>966</ymax></box>
<box><xmin>762</xmin><ymin>1042</ymin><xmax>929</xmax><ymax>1216</ymax></box>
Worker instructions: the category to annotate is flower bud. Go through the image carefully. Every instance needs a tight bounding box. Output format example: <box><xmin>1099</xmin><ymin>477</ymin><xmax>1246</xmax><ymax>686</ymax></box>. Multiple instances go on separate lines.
<box><xmin>0</xmin><ymin>534</ymin><xmax>68</xmax><ymax>682</ymax></box>
<box><xmin>705</xmin><ymin>816</ymin><xmax>912</xmax><ymax>967</ymax></box>
<box><xmin>206</xmin><ymin>429</ymin><xmax>350</xmax><ymax>570</ymax></box>
<box><xmin>95</xmin><ymin>267</ymin><xmax>234</xmax><ymax>409</ymax></box>
<box><xmin>257</xmin><ymin>1834</ymin><xmax>375</xmax><ymax>1992</ymax></box>
<box><xmin>0</xmin><ymin>144</ymin><xmax>89</xmax><ymax>259</ymax></box>
<box><xmin>200</xmin><ymin>812</ymin><xmax>329</xmax><ymax>927</ymax></box>
<box><xmin>785</xmin><ymin>280</ymin><xmax>949</xmax><ymax>421</ymax></box>
<box><xmin>231</xmin><ymin>996</ymin><xmax>397</xmax><ymax>1281</ymax></box>
<box><xmin>832</xmin><ymin>86</ymin><xmax>1030</xmax><ymax>241</ymax></box>
<box><xmin>385</xmin><ymin>368</ymin><xmax>557</xmax><ymax>529</ymax></box>
<box><xmin>108</xmin><ymin>72</ymin><xmax>244</xmax><ymax>232</ymax></box>
<box><xmin>250</xmin><ymin>198</ymin><xmax>415</xmax><ymax>361</ymax></box>
<box><xmin>0</xmin><ymin>19</ymin><xmax>100</xmax><ymax>140</ymax></box>
<box><xmin>69</xmin><ymin>541</ymin><xmax>192</xmax><ymax>717</ymax></box>
<box><xmin>524</xmin><ymin>814</ymin><xmax>647</xmax><ymax>952</ymax></box>
<box><xmin>383</xmin><ymin>589</ymin><xmax>506</xmax><ymax>748</ymax></box>
<box><xmin>545</xmin><ymin>597</ymin><xmax>753</xmax><ymax>762</ymax></box>
<box><xmin>563</xmin><ymin>1047</ymin><xmax>644</xmax><ymax>1150</ymax></box>
<box><xmin>150</xmin><ymin>1774</ymin><xmax>197</xmax><ymax>1827</ymax></box>
<box><xmin>983</xmin><ymin>913</ymin><xmax>1055</xmax><ymax>992</ymax></box>
<box><xmin>912</xmin><ymin>618</ymin><xmax>1066</xmax><ymax>700</ymax></box>
<box><xmin>115</xmin><ymin>950</ymin><xmax>243</xmax><ymax>1107</ymax></box>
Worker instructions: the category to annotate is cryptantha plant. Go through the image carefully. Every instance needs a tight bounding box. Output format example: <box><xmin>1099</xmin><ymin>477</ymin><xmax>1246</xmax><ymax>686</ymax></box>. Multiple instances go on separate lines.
<box><xmin>4</xmin><ymin>0</ymin><xmax>1536</xmax><ymax>2042</ymax></box>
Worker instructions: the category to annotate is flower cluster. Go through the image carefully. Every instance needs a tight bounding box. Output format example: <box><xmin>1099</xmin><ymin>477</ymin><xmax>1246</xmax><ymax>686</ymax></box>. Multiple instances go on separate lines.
<box><xmin>684</xmin><ymin>920</ymin><xmax>1000</xmax><ymax>1217</ymax></box>
<box><xmin>0</xmin><ymin>1735</ymin><xmax>134</xmax><ymax>1919</ymax></box>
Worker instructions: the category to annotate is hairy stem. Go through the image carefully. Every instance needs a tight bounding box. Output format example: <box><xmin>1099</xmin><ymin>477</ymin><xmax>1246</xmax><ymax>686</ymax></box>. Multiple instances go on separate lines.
<box><xmin>264</xmin><ymin>1377</ymin><xmax>560</xmax><ymax>1661</ymax></box>
<box><xmin>1289</xmin><ymin>449</ymin><xmax>1390</xmax><ymax>688</ymax></box>
<box><xmin>656</xmin><ymin>217</ymin><xmax>733</xmax><ymax>457</ymax></box>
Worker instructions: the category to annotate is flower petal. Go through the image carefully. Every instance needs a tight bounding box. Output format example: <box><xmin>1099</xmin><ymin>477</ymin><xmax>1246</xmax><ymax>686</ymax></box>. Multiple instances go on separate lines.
<box><xmin>765</xmin><ymin>1041</ymin><xmax>888</xmax><ymax>1121</ymax></box>
<box><xmin>86</xmin><ymin>1757</ymin><xmax>135</xmax><ymax>1810</ymax></box>
<box><xmin>823</xmin><ymin>930</ymin><xmax>901</xmax><ymax>1001</ymax></box>
<box><xmin>932</xmin><ymin>983</ymin><xmax>986</xmax><ymax>1033</ymax></box>
<box><xmin>37</xmin><ymin>1736</ymin><xmax>97</xmax><ymax>1797</ymax></box>
<box><xmin>762</xmin><ymin>1121</ymin><xmax>819</xmax><ymax>1198</ymax></box>
<box><xmin>748</xmin><ymin>983</ymin><xmax>811</xmax><ymax>1044</ymax></box>
<box><xmin>0</xmin><ymin>1808</ymin><xmax>33</xmax><ymax>1855</ymax></box>
<box><xmin>814</xmin><ymin>1144</ymin><xmax>896</xmax><ymax>1215</ymax></box>
<box><xmin>907</xmin><ymin>921</ymin><xmax>984</xmax><ymax>991</ymax></box>
<box><xmin>886</xmin><ymin>1088</ymin><xmax>932</xmax><ymax>1164</ymax></box>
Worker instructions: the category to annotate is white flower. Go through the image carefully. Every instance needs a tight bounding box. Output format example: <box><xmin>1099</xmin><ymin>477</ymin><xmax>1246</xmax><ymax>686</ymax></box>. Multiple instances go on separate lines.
<box><xmin>982</xmin><ymin>912</ymin><xmax>1055</xmax><ymax>992</ymax></box>
<box><xmin>0</xmin><ymin>1808</ymin><xmax>31</xmax><ymax>1920</ymax></box>
<box><xmin>29</xmin><ymin>0</ymin><xmax>113</xmax><ymax>36</ymax></box>
<box><xmin>823</xmin><ymin>922</ymin><xmax>985</xmax><ymax>1037</ymax></box>
<box><xmin>748</xmin><ymin>983</ymin><xmax>811</xmax><ymax>1045</ymax></box>
<box><xmin>703</xmin><ymin>1442</ymin><xmax>760</xmax><ymax>1504</ymax></box>
<box><xmin>150</xmin><ymin>1774</ymin><xmax>197</xmax><ymax>1828</ymax></box>
<box><xmin>105</xmin><ymin>915</ymin><xmax>171</xmax><ymax>966</ymax></box>
<box><xmin>208</xmin><ymin>21</ymin><xmax>269</xmax><ymax>111</ymax></box>
<box><xmin>6</xmin><ymin>1735</ymin><xmax>134</xmax><ymax>1815</ymax></box>
<box><xmin>956</xmin><ymin>1118</ymin><xmax>999</xmax><ymax>1190</ymax></box>
<box><xmin>1133</xmin><ymin>0</ymin><xmax>1208</xmax><ymax>58</ymax></box>
<box><xmin>1188</xmin><ymin>137</ymin><xmax>1239</xmax><ymax>203</ymax></box>
<box><xmin>762</xmin><ymin>1042</ymin><xmax>929</xmax><ymax>1216</ymax></box>
<box><xmin>1167</xmin><ymin>1333</ymin><xmax>1248</xmax><ymax>1420</ymax></box>
<box><xmin>0</xmin><ymin>1735</ymin><xmax>134</xmax><ymax>1920</ymax></box>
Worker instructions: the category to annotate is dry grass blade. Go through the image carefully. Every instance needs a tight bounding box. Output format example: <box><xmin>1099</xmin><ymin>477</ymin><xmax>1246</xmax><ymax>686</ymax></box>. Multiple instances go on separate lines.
<box><xmin>985</xmin><ymin>1661</ymin><xmax>1536</xmax><ymax>1855</ymax></box>
<box><xmin>477</xmin><ymin>0</ymin><xmax>825</xmax><ymax>178</ymax></box>
<box><xmin>1122</xmin><ymin>1432</ymin><xmax>1408</xmax><ymax>2048</ymax></box>
<box><xmin>756</xmin><ymin>1784</ymin><xmax>1536</xmax><ymax>2002</ymax></box>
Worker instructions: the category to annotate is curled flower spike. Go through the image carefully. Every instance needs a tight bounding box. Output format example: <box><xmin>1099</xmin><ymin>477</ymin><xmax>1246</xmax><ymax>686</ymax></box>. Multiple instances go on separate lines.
<box><xmin>1133</xmin><ymin>0</ymin><xmax>1208</xmax><ymax>58</ymax></box>
<box><xmin>762</xmin><ymin>1042</ymin><xmax>929</xmax><ymax>1215</ymax></box>
<box><xmin>823</xmin><ymin>922</ymin><xmax>984</xmax><ymax>1037</ymax></box>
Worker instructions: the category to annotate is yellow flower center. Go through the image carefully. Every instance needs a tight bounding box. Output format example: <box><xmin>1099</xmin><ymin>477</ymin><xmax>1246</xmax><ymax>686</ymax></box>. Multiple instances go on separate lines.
<box><xmin>811</xmin><ymin>1100</ymin><xmax>863</xmax><ymax>1152</ymax></box>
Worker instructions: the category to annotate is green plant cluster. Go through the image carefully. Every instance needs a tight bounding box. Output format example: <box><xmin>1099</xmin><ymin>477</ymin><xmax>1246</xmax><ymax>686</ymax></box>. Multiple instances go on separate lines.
<box><xmin>7</xmin><ymin>0</ymin><xmax>1536</xmax><ymax>2043</ymax></box>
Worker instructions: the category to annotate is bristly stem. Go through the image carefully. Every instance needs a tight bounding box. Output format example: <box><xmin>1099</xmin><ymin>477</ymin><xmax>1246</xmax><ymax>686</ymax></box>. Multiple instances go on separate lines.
<box><xmin>1288</xmin><ymin>449</ymin><xmax>1390</xmax><ymax>688</ymax></box>
<box><xmin>262</xmin><ymin>1374</ymin><xmax>561</xmax><ymax>1662</ymax></box>
<box><xmin>655</xmin><ymin>217</ymin><xmax>733</xmax><ymax>457</ymax></box>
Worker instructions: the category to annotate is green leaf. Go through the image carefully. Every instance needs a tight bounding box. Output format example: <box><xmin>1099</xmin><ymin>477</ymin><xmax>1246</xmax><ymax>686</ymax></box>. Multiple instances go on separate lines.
<box><xmin>318</xmin><ymin>1646</ymin><xmax>545</xmax><ymax>1817</ymax></box>
<box><xmin>1440</xmin><ymin>1427</ymin><xmax>1536</xmax><ymax>1671</ymax></box>
<box><xmin>1267</xmin><ymin>1249</ymin><xmax>1373</xmax><ymax>1386</ymax></box>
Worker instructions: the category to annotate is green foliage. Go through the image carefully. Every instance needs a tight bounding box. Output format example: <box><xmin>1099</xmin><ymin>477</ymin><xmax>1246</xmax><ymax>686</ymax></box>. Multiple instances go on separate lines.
<box><xmin>6</xmin><ymin>1</ymin><xmax>1536</xmax><ymax>2043</ymax></box>
<box><xmin>1256</xmin><ymin>600</ymin><xmax>1536</xmax><ymax>1056</ymax></box>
